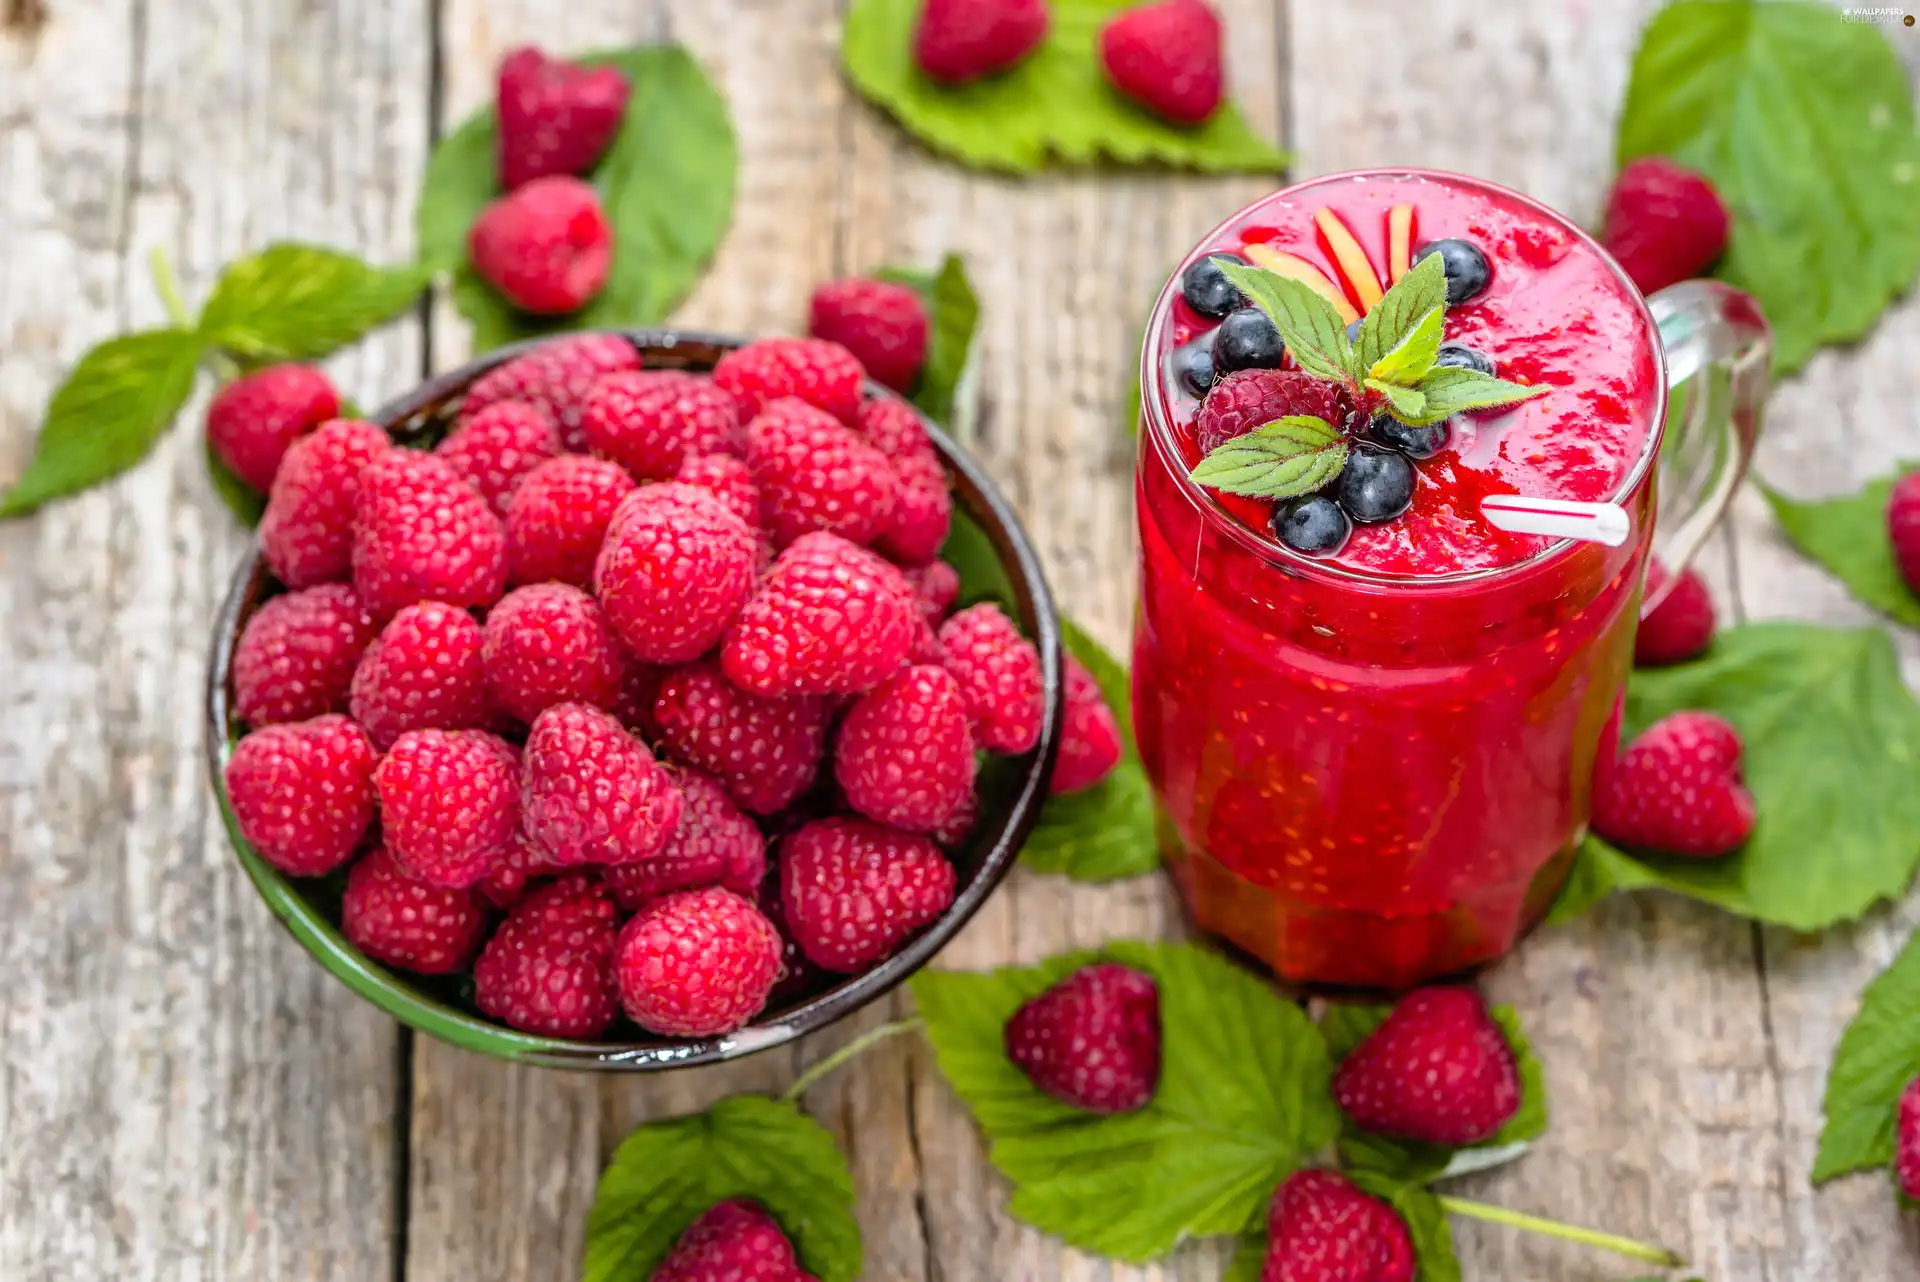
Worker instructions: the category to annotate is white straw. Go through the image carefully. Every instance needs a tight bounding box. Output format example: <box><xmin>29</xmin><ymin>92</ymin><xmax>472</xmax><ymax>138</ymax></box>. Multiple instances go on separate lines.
<box><xmin>1480</xmin><ymin>495</ymin><xmax>1631</xmax><ymax>547</ymax></box>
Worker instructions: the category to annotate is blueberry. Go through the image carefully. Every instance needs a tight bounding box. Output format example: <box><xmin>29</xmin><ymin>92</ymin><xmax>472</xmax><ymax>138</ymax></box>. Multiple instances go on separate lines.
<box><xmin>1369</xmin><ymin>412</ymin><xmax>1449</xmax><ymax>461</ymax></box>
<box><xmin>1414</xmin><ymin>238</ymin><xmax>1492</xmax><ymax>305</ymax></box>
<box><xmin>1336</xmin><ymin>445</ymin><xmax>1416</xmax><ymax>523</ymax></box>
<box><xmin>1272</xmin><ymin>494</ymin><xmax>1352</xmax><ymax>556</ymax></box>
<box><xmin>1213</xmin><ymin>307</ymin><xmax>1284</xmax><ymax>374</ymax></box>
<box><xmin>1433</xmin><ymin>342</ymin><xmax>1495</xmax><ymax>376</ymax></box>
<box><xmin>1181</xmin><ymin>252</ymin><xmax>1251</xmax><ymax>319</ymax></box>
<box><xmin>1346</xmin><ymin>318</ymin><xmax>1362</xmax><ymax>342</ymax></box>
<box><xmin>1172</xmin><ymin>338</ymin><xmax>1215</xmax><ymax>396</ymax></box>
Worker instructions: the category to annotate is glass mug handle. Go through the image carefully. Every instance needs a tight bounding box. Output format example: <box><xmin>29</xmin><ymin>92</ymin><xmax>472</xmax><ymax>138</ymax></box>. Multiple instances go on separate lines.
<box><xmin>1642</xmin><ymin>279</ymin><xmax>1771</xmax><ymax>614</ymax></box>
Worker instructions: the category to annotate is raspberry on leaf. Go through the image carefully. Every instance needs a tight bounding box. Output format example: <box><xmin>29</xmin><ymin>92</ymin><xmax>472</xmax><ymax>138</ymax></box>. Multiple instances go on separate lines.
<box><xmin>1330</xmin><ymin>987</ymin><xmax>1522</xmax><ymax>1147</ymax></box>
<box><xmin>1005</xmin><ymin>962</ymin><xmax>1161</xmax><ymax>1114</ymax></box>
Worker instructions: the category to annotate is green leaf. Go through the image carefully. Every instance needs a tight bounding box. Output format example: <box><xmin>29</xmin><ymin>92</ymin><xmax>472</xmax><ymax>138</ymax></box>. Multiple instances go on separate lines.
<box><xmin>196</xmin><ymin>243</ymin><xmax>428</xmax><ymax>361</ymax></box>
<box><xmin>840</xmin><ymin>0</ymin><xmax>1287</xmax><ymax>174</ymax></box>
<box><xmin>1761</xmin><ymin>468</ymin><xmax>1920</xmax><ymax>628</ymax></box>
<box><xmin>1365</xmin><ymin>306</ymin><xmax>1444</xmax><ymax>388</ymax></box>
<box><xmin>912</xmin><ymin>941</ymin><xmax>1340</xmax><ymax>1262</ymax></box>
<box><xmin>1813</xmin><ymin>924</ymin><xmax>1920</xmax><ymax>1182</ymax></box>
<box><xmin>206</xmin><ymin>439</ymin><xmax>266</xmax><ymax>527</ymax></box>
<box><xmin>1356</xmin><ymin>254</ymin><xmax>1448</xmax><ymax>376</ymax></box>
<box><xmin>1398</xmin><ymin>365</ymin><xmax>1547</xmax><ymax>426</ymax></box>
<box><xmin>876</xmin><ymin>254</ymin><xmax>979</xmax><ymax>427</ymax></box>
<box><xmin>1021</xmin><ymin>616</ymin><xmax>1157</xmax><ymax>881</ymax></box>
<box><xmin>1</xmin><ymin>329</ymin><xmax>206</xmax><ymax>516</ymax></box>
<box><xmin>1188</xmin><ymin>415</ymin><xmax>1348</xmax><ymax>500</ymax></box>
<box><xmin>580</xmin><ymin>1095</ymin><xmax>862</xmax><ymax>1282</ymax></box>
<box><xmin>1217</xmin><ymin>262</ymin><xmax>1355</xmax><ymax>382</ymax></box>
<box><xmin>938</xmin><ymin>507</ymin><xmax>1018</xmax><ymax>611</ymax></box>
<box><xmin>1225</xmin><ymin>1232</ymin><xmax>1267</xmax><ymax>1282</ymax></box>
<box><xmin>418</xmin><ymin>44</ymin><xmax>738</xmax><ymax>353</ymax></box>
<box><xmin>1616</xmin><ymin>0</ymin><xmax>1920</xmax><ymax>373</ymax></box>
<box><xmin>1541</xmin><ymin>835</ymin><xmax>1674</xmax><ymax>926</ymax></box>
<box><xmin>1366</xmin><ymin>378</ymin><xmax>1428</xmax><ymax>420</ymax></box>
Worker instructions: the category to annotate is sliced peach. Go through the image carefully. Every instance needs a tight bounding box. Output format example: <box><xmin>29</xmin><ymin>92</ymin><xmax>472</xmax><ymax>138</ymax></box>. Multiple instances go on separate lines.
<box><xmin>1314</xmin><ymin>207</ymin><xmax>1384</xmax><ymax>314</ymax></box>
<box><xmin>1242</xmin><ymin>243</ymin><xmax>1361</xmax><ymax>325</ymax></box>
<box><xmin>1387</xmin><ymin>204</ymin><xmax>1416</xmax><ymax>284</ymax></box>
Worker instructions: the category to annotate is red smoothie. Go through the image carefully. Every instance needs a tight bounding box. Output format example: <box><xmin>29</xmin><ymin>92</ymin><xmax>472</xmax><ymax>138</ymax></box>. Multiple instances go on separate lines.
<box><xmin>1134</xmin><ymin>171</ymin><xmax>1663</xmax><ymax>989</ymax></box>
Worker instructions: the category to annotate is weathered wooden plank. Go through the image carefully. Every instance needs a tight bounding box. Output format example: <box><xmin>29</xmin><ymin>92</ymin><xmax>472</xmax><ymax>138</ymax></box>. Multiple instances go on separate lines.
<box><xmin>0</xmin><ymin>1</ymin><xmax>429</xmax><ymax>1279</ymax></box>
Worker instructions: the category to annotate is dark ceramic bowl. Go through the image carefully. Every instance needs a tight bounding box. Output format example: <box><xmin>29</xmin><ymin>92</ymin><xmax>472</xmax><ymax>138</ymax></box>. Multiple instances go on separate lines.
<box><xmin>205</xmin><ymin>330</ymin><xmax>1062</xmax><ymax>1070</ymax></box>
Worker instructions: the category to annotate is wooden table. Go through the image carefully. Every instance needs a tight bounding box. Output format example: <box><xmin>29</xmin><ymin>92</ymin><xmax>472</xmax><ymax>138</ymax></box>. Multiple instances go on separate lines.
<box><xmin>4</xmin><ymin>1</ymin><xmax>1919</xmax><ymax>1278</ymax></box>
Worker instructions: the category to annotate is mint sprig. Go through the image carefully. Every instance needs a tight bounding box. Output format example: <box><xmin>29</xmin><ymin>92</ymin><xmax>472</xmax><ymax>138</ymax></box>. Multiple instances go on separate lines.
<box><xmin>1188</xmin><ymin>415</ymin><xmax>1348</xmax><ymax>500</ymax></box>
<box><xmin>1355</xmin><ymin>253</ymin><xmax>1448</xmax><ymax>375</ymax></box>
<box><xmin>1217</xmin><ymin>261</ymin><xmax>1358</xmax><ymax>383</ymax></box>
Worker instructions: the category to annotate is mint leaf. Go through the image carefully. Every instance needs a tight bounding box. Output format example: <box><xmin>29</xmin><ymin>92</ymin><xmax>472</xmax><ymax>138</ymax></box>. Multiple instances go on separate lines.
<box><xmin>1761</xmin><ymin>468</ymin><xmax>1920</xmax><ymax>628</ymax></box>
<box><xmin>1356</xmin><ymin>253</ymin><xmax>1447</xmax><ymax>376</ymax></box>
<box><xmin>419</xmin><ymin>44</ymin><xmax>737</xmax><ymax>353</ymax></box>
<box><xmin>1021</xmin><ymin>616</ymin><xmax>1157</xmax><ymax>881</ymax></box>
<box><xmin>206</xmin><ymin>440</ymin><xmax>266</xmax><ymax>527</ymax></box>
<box><xmin>1217</xmin><ymin>262</ymin><xmax>1355</xmax><ymax>382</ymax></box>
<box><xmin>1366</xmin><ymin>306</ymin><xmax>1444</xmax><ymax>387</ymax></box>
<box><xmin>580</xmin><ymin>1095</ymin><xmax>862</xmax><ymax>1282</ymax></box>
<box><xmin>913</xmin><ymin>941</ymin><xmax>1340</xmax><ymax>1262</ymax></box>
<box><xmin>1189</xmin><ymin>415</ymin><xmax>1348</xmax><ymax>500</ymax></box>
<box><xmin>841</xmin><ymin>0</ymin><xmax>1286</xmax><ymax>174</ymax></box>
<box><xmin>1</xmin><ymin>329</ymin><xmax>206</xmax><ymax>516</ymax></box>
<box><xmin>1616</xmin><ymin>0</ymin><xmax>1920</xmax><ymax>373</ymax></box>
<box><xmin>196</xmin><ymin>244</ymin><xmax>428</xmax><ymax>361</ymax></box>
<box><xmin>1813</xmin><ymin>923</ymin><xmax>1920</xmax><ymax>1182</ymax></box>
<box><xmin>1398</xmin><ymin>365</ymin><xmax>1547</xmax><ymax>426</ymax></box>
<box><xmin>1366</xmin><ymin>378</ymin><xmax>1427</xmax><ymax>420</ymax></box>
<box><xmin>876</xmin><ymin>254</ymin><xmax>979</xmax><ymax>427</ymax></box>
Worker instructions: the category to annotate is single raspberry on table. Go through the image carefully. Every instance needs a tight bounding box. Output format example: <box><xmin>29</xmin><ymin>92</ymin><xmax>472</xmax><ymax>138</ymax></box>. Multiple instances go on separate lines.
<box><xmin>1332</xmin><ymin>986</ymin><xmax>1521</xmax><ymax>1146</ymax></box>
<box><xmin>373</xmin><ymin>728</ymin><xmax>521</xmax><ymax>889</ymax></box>
<box><xmin>781</xmin><ymin>816</ymin><xmax>957</xmax><ymax>972</ymax></box>
<box><xmin>1592</xmin><ymin>709</ymin><xmax>1754</xmax><ymax>857</ymax></box>
<box><xmin>495</xmin><ymin>45</ymin><xmax>631</xmax><ymax>190</ymax></box>
<box><xmin>1006</xmin><ymin>962</ymin><xmax>1161</xmax><ymax>1113</ymax></box>
<box><xmin>593</xmin><ymin>482</ymin><xmax>759</xmax><ymax>665</ymax></box>
<box><xmin>473</xmin><ymin>874</ymin><xmax>621</xmax><ymax>1038</ymax></box>
<box><xmin>1098</xmin><ymin>0</ymin><xmax>1224</xmax><ymax>126</ymax></box>
<box><xmin>482</xmin><ymin>583</ymin><xmax>625</xmax><ymax>725</ymax></box>
<box><xmin>433</xmin><ymin>400</ymin><xmax>559</xmax><ymax>517</ymax></box>
<box><xmin>504</xmin><ymin>454</ymin><xmax>636</xmax><ymax>588</ymax></box>
<box><xmin>232</xmin><ymin>583</ymin><xmax>378</xmax><ymax>728</ymax></box>
<box><xmin>259</xmin><ymin>418</ymin><xmax>391</xmax><ymax>588</ymax></box>
<box><xmin>938</xmin><ymin>602</ymin><xmax>1044</xmax><ymax>754</ymax></box>
<box><xmin>351</xmin><ymin>450</ymin><xmax>508</xmax><ymax>620</ymax></box>
<box><xmin>652</xmin><ymin>1200</ymin><xmax>814</xmax><ymax>1282</ymax></box>
<box><xmin>461</xmin><ymin>334</ymin><xmax>641</xmax><ymax>453</ymax></box>
<box><xmin>205</xmin><ymin>363</ymin><xmax>341</xmax><ymax>493</ymax></box>
<box><xmin>1601</xmin><ymin>156</ymin><xmax>1730</xmax><ymax>296</ymax></box>
<box><xmin>809</xmin><ymin>278</ymin><xmax>929</xmax><ymax>393</ymax></box>
<box><xmin>604</xmin><ymin>767</ymin><xmax>766</xmax><ymax>910</ymax></box>
<box><xmin>581</xmin><ymin>370</ymin><xmax>744</xmax><ymax>482</ymax></box>
<box><xmin>1052</xmin><ymin>654</ymin><xmax>1124</xmax><ymax>794</ymax></box>
<box><xmin>913</xmin><ymin>0</ymin><xmax>1049</xmax><ymax>84</ymax></box>
<box><xmin>835</xmin><ymin>663</ymin><xmax>976</xmax><ymax>833</ymax></box>
<box><xmin>476</xmin><ymin>831</ymin><xmax>566</xmax><ymax>911</ymax></box>
<box><xmin>745</xmin><ymin>397</ymin><xmax>901</xmax><ymax>549</ymax></box>
<box><xmin>674</xmin><ymin>453</ymin><xmax>761</xmax><ymax>531</ymax></box>
<box><xmin>722</xmin><ymin>532</ymin><xmax>919</xmax><ymax>697</ymax></box>
<box><xmin>468</xmin><ymin>175</ymin><xmax>612</xmax><ymax>315</ymax></box>
<box><xmin>713</xmin><ymin>337</ymin><xmax>865</xmax><ymax>424</ymax></box>
<box><xmin>902</xmin><ymin>560</ymin><xmax>961</xmax><ymax>624</ymax></box>
<box><xmin>1261</xmin><ymin>1170</ymin><xmax>1416</xmax><ymax>1282</ymax></box>
<box><xmin>1887</xmin><ymin>473</ymin><xmax>1920</xmax><ymax>596</ymax></box>
<box><xmin>341</xmin><ymin>846</ymin><xmax>489</xmax><ymax>975</ymax></box>
<box><xmin>651</xmin><ymin>660</ymin><xmax>829</xmax><ymax>815</ymax></box>
<box><xmin>349</xmin><ymin>601</ymin><xmax>489</xmax><ymax>750</ymax></box>
<box><xmin>1195</xmin><ymin>370</ymin><xmax>1352</xmax><ymax>456</ymax></box>
<box><xmin>522</xmin><ymin>702</ymin><xmax>683</xmax><ymax>867</ymax></box>
<box><xmin>1898</xmin><ymin>1075</ymin><xmax>1920</xmax><ymax>1200</ymax></box>
<box><xmin>225</xmin><ymin>714</ymin><xmax>378</xmax><ymax>877</ymax></box>
<box><xmin>1635</xmin><ymin>558</ymin><xmax>1716</xmax><ymax>666</ymax></box>
<box><xmin>615</xmin><ymin>886</ymin><xmax>783</xmax><ymax>1037</ymax></box>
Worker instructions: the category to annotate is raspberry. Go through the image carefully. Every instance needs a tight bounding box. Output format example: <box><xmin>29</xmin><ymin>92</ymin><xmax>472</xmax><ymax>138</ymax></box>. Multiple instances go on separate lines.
<box><xmin>742</xmin><ymin>398</ymin><xmax>899</xmax><ymax>549</ymax></box>
<box><xmin>468</xmin><ymin>175</ymin><xmax>612</xmax><ymax>315</ymax></box>
<box><xmin>780</xmin><ymin>816</ymin><xmax>956</xmax><ymax>972</ymax></box>
<box><xmin>611</xmin><ymin>660</ymin><xmax>668</xmax><ymax>740</ymax></box>
<box><xmin>902</xmin><ymin>560</ymin><xmax>961</xmax><ymax>624</ymax></box>
<box><xmin>480</xmin><ymin>583</ymin><xmax>624</xmax><ymax>725</ymax></box>
<box><xmin>1899</xmin><ymin>1076</ymin><xmax>1920</xmax><ymax>1200</ymax></box>
<box><xmin>523</xmin><ymin>702</ymin><xmax>683</xmax><ymax>866</ymax></box>
<box><xmin>473</xmin><ymin>874</ymin><xmax>620</xmax><ymax>1038</ymax></box>
<box><xmin>835</xmin><ymin>664</ymin><xmax>976</xmax><ymax>832</ymax></box>
<box><xmin>712</xmin><ymin>337</ymin><xmax>865</xmax><ymax>424</ymax></box>
<box><xmin>1634</xmin><ymin>558</ymin><xmax>1716</xmax><ymax>666</ymax></box>
<box><xmin>205</xmin><ymin>363</ymin><xmax>341</xmax><ymax>493</ymax></box>
<box><xmin>224</xmin><ymin>715</ymin><xmax>378</xmax><ymax>877</ymax></box>
<box><xmin>259</xmin><ymin>418</ymin><xmax>391</xmax><ymax>588</ymax></box>
<box><xmin>495</xmin><ymin>45</ymin><xmax>631</xmax><ymax>191</ymax></box>
<box><xmin>615</xmin><ymin>886</ymin><xmax>782</xmax><ymax>1037</ymax></box>
<box><xmin>1262</xmin><ymin>1170</ymin><xmax>1415</xmax><ymax>1282</ymax></box>
<box><xmin>938</xmin><ymin>602</ymin><xmax>1044</xmax><ymax>753</ymax></box>
<box><xmin>652</xmin><ymin>661</ymin><xmax>829</xmax><ymax>816</ymax></box>
<box><xmin>374</xmin><ymin>728</ymin><xmax>521</xmax><ymax>888</ymax></box>
<box><xmin>1600</xmin><ymin>157</ymin><xmax>1730</xmax><ymax>296</ymax></box>
<box><xmin>1332</xmin><ymin>987</ymin><xmax>1521</xmax><ymax>1146</ymax></box>
<box><xmin>476</xmin><ymin>831</ymin><xmax>566</xmax><ymax>911</ymax></box>
<box><xmin>581</xmin><ymin>370</ymin><xmax>743</xmax><ymax>482</ymax></box>
<box><xmin>929</xmin><ymin>788</ymin><xmax>979</xmax><ymax>849</ymax></box>
<box><xmin>674</xmin><ymin>453</ymin><xmax>761</xmax><ymax>531</ymax></box>
<box><xmin>1592</xmin><ymin>710</ymin><xmax>1755</xmax><ymax>858</ymax></box>
<box><xmin>232</xmin><ymin>583</ymin><xmax>378</xmax><ymax>728</ymax></box>
<box><xmin>1888</xmin><ymin>472</ymin><xmax>1920</xmax><ymax>595</ymax></box>
<box><xmin>461</xmin><ymin>334</ymin><xmax>641</xmax><ymax>453</ymax></box>
<box><xmin>604</xmin><ymin>767</ymin><xmax>766</xmax><ymax>910</ymax></box>
<box><xmin>756</xmin><ymin>862</ymin><xmax>823</xmax><ymax>1005</ymax></box>
<box><xmin>593</xmin><ymin>482</ymin><xmax>759</xmax><ymax>664</ymax></box>
<box><xmin>1052</xmin><ymin>654</ymin><xmax>1124</xmax><ymax>793</ymax></box>
<box><xmin>1097</xmin><ymin>0</ymin><xmax>1224</xmax><ymax>127</ymax></box>
<box><xmin>808</xmin><ymin>278</ymin><xmax>929</xmax><ymax>393</ymax></box>
<box><xmin>653</xmin><ymin>1200</ymin><xmax>809</xmax><ymax>1282</ymax></box>
<box><xmin>876</xmin><ymin>447</ymin><xmax>952</xmax><ymax>566</ymax></box>
<box><xmin>341</xmin><ymin>846</ymin><xmax>489</xmax><ymax>974</ymax></box>
<box><xmin>504</xmin><ymin>454</ymin><xmax>636</xmax><ymax>588</ymax></box>
<box><xmin>349</xmin><ymin>601</ymin><xmax>489</xmax><ymax>750</ymax></box>
<box><xmin>853</xmin><ymin>394</ymin><xmax>933</xmax><ymax>462</ymax></box>
<box><xmin>914</xmin><ymin>0</ymin><xmax>1049</xmax><ymax>84</ymax></box>
<box><xmin>1196</xmin><ymin>370</ymin><xmax>1352</xmax><ymax>456</ymax></box>
<box><xmin>352</xmin><ymin>450</ymin><xmax>508</xmax><ymax>620</ymax></box>
<box><xmin>1005</xmin><ymin>963</ymin><xmax>1161</xmax><ymax>1113</ymax></box>
<box><xmin>722</xmin><ymin>532</ymin><xmax>919</xmax><ymax>697</ymax></box>
<box><xmin>434</xmin><ymin>400</ymin><xmax>559</xmax><ymax>516</ymax></box>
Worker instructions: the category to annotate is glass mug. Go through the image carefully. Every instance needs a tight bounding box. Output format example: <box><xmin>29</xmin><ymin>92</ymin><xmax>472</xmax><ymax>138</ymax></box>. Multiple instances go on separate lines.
<box><xmin>1132</xmin><ymin>170</ymin><xmax>1768</xmax><ymax>990</ymax></box>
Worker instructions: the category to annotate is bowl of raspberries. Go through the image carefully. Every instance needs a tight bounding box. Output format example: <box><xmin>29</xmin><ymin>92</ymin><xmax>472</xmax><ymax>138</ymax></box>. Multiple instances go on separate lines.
<box><xmin>206</xmin><ymin>328</ymin><xmax>1062</xmax><ymax>1069</ymax></box>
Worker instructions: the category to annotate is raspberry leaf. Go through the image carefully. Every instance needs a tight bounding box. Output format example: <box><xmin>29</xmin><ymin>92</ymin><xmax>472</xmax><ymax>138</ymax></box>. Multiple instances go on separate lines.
<box><xmin>1397</xmin><ymin>365</ymin><xmax>1547</xmax><ymax>426</ymax></box>
<box><xmin>1216</xmin><ymin>262</ymin><xmax>1356</xmax><ymax>383</ymax></box>
<box><xmin>876</xmin><ymin>254</ymin><xmax>980</xmax><ymax>430</ymax></box>
<box><xmin>1188</xmin><ymin>415</ymin><xmax>1348</xmax><ymax>500</ymax></box>
<box><xmin>1761</xmin><ymin>468</ymin><xmax>1920</xmax><ymax>628</ymax></box>
<box><xmin>912</xmin><ymin>941</ymin><xmax>1340</xmax><ymax>1262</ymax></box>
<box><xmin>1812</xmin><ymin>923</ymin><xmax>1920</xmax><ymax>1182</ymax></box>
<box><xmin>580</xmin><ymin>1095</ymin><xmax>862</xmax><ymax>1282</ymax></box>
<box><xmin>1356</xmin><ymin>253</ymin><xmax>1448</xmax><ymax>378</ymax></box>
<box><xmin>196</xmin><ymin>244</ymin><xmax>429</xmax><ymax>362</ymax></box>
<box><xmin>938</xmin><ymin>508</ymin><xmax>1020</xmax><ymax>613</ymax></box>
